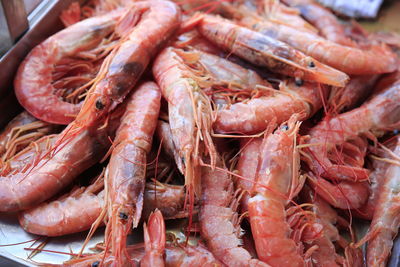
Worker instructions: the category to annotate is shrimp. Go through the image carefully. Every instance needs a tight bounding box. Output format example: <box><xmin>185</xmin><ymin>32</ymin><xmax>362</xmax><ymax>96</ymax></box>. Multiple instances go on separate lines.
<box><xmin>355</xmin><ymin>136</ymin><xmax>400</xmax><ymax>266</ymax></box>
<box><xmin>328</xmin><ymin>75</ymin><xmax>379</xmax><ymax>114</ymax></box>
<box><xmin>141</xmin><ymin>210</ymin><xmax>165</xmax><ymax>267</ymax></box>
<box><xmin>247</xmin><ymin>117</ymin><xmax>306</xmax><ymax>267</ymax></box>
<box><xmin>281</xmin><ymin>0</ymin><xmax>355</xmax><ymax>47</ymax></box>
<box><xmin>73</xmin><ymin>0</ymin><xmax>180</xmax><ymax>128</ymax></box>
<box><xmin>305</xmin><ymin>80</ymin><xmax>400</xmax><ymax>183</ymax></box>
<box><xmin>18</xmin><ymin>172</ymin><xmax>105</xmax><ymax>237</ymax></box>
<box><xmin>14</xmin><ymin>10</ymin><xmax>124</xmax><ymax>124</ymax></box>
<box><xmin>194</xmin><ymin>14</ymin><xmax>349</xmax><ymax>87</ymax></box>
<box><xmin>156</xmin><ymin>120</ymin><xmax>183</xmax><ymax>173</ymax></box>
<box><xmin>0</xmin><ymin>112</ymin><xmax>57</xmax><ymax>162</ymax></box>
<box><xmin>215</xmin><ymin>79</ymin><xmax>327</xmax><ymax>134</ymax></box>
<box><xmin>0</xmin><ymin>117</ymin><xmax>114</xmax><ymax>212</ymax></box>
<box><xmin>200</xmin><ymin>155</ymin><xmax>268</xmax><ymax>267</ymax></box>
<box><xmin>19</xmin><ymin>178</ymin><xmax>187</xmax><ymax>237</ymax></box>
<box><xmin>153</xmin><ymin>47</ymin><xmax>216</xmax><ymax>199</ymax></box>
<box><xmin>234</xmin><ymin>6</ymin><xmax>397</xmax><ymax>75</ymax></box>
<box><xmin>105</xmin><ymin>82</ymin><xmax>161</xmax><ymax>265</ymax></box>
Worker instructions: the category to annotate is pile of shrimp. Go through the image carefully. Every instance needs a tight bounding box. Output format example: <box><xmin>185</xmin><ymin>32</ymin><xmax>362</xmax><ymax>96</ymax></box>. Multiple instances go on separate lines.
<box><xmin>2</xmin><ymin>0</ymin><xmax>400</xmax><ymax>266</ymax></box>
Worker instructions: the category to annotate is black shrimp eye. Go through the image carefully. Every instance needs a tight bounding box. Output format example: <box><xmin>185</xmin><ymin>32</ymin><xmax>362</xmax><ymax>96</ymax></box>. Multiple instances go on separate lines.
<box><xmin>92</xmin><ymin>261</ymin><xmax>100</xmax><ymax>267</ymax></box>
<box><xmin>295</xmin><ymin>78</ymin><xmax>303</xmax><ymax>86</ymax></box>
<box><xmin>95</xmin><ymin>99</ymin><xmax>105</xmax><ymax>110</ymax></box>
<box><xmin>119</xmin><ymin>212</ymin><xmax>129</xmax><ymax>220</ymax></box>
<box><xmin>281</xmin><ymin>125</ymin><xmax>289</xmax><ymax>131</ymax></box>
<box><xmin>308</xmin><ymin>61</ymin><xmax>315</xmax><ymax>68</ymax></box>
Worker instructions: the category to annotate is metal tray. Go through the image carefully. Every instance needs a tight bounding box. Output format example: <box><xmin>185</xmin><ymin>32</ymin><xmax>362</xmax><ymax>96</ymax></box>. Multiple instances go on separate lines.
<box><xmin>1</xmin><ymin>0</ymin><xmax>400</xmax><ymax>266</ymax></box>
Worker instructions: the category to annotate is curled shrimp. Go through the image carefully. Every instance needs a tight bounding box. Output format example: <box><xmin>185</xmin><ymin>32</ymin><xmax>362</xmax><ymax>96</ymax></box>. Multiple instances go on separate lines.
<box><xmin>153</xmin><ymin>47</ymin><xmax>217</xmax><ymax>199</ymax></box>
<box><xmin>14</xmin><ymin>10</ymin><xmax>124</xmax><ymax>124</ymax></box>
<box><xmin>305</xmin><ymin>80</ymin><xmax>400</xmax><ymax>182</ymax></box>
<box><xmin>355</xmin><ymin>136</ymin><xmax>400</xmax><ymax>266</ymax></box>
<box><xmin>193</xmin><ymin>14</ymin><xmax>349</xmax><ymax>87</ymax></box>
<box><xmin>200</xmin><ymin>155</ymin><xmax>268</xmax><ymax>267</ymax></box>
<box><xmin>104</xmin><ymin>82</ymin><xmax>161</xmax><ymax>265</ymax></box>
<box><xmin>248</xmin><ymin>116</ymin><xmax>306</xmax><ymax>266</ymax></box>
<box><xmin>215</xmin><ymin>79</ymin><xmax>327</xmax><ymax>134</ymax></box>
<box><xmin>233</xmin><ymin>5</ymin><xmax>397</xmax><ymax>75</ymax></box>
<box><xmin>73</xmin><ymin>0</ymin><xmax>180</xmax><ymax>129</ymax></box>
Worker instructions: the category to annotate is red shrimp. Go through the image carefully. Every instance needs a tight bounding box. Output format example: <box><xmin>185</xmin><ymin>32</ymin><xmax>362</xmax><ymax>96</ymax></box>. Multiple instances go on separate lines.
<box><xmin>74</xmin><ymin>0</ymin><xmax>180</xmax><ymax>128</ymax></box>
<box><xmin>156</xmin><ymin>120</ymin><xmax>183</xmax><ymax>173</ymax></box>
<box><xmin>153</xmin><ymin>47</ymin><xmax>216</xmax><ymax>199</ymax></box>
<box><xmin>235</xmin><ymin>7</ymin><xmax>397</xmax><ymax>75</ymax></box>
<box><xmin>19</xmin><ymin>179</ymin><xmax>187</xmax><ymax>237</ymax></box>
<box><xmin>282</xmin><ymin>0</ymin><xmax>356</xmax><ymax>47</ymax></box>
<box><xmin>141</xmin><ymin>210</ymin><xmax>166</xmax><ymax>267</ymax></box>
<box><xmin>248</xmin><ymin>117</ymin><xmax>305</xmax><ymax>267</ymax></box>
<box><xmin>215</xmin><ymin>79</ymin><xmax>328</xmax><ymax>134</ymax></box>
<box><xmin>0</xmin><ymin>112</ymin><xmax>57</xmax><ymax>161</ymax></box>
<box><xmin>18</xmin><ymin>173</ymin><xmax>105</xmax><ymax>237</ymax></box>
<box><xmin>200</xmin><ymin>155</ymin><xmax>269</xmax><ymax>267</ymax></box>
<box><xmin>105</xmin><ymin>82</ymin><xmax>160</xmax><ymax>265</ymax></box>
<box><xmin>306</xmin><ymin>80</ymin><xmax>400</xmax><ymax>183</ymax></box>
<box><xmin>193</xmin><ymin>14</ymin><xmax>349</xmax><ymax>87</ymax></box>
<box><xmin>0</xmin><ymin>118</ymin><xmax>114</xmax><ymax>212</ymax></box>
<box><xmin>355</xmin><ymin>136</ymin><xmax>400</xmax><ymax>266</ymax></box>
<box><xmin>14</xmin><ymin>10</ymin><xmax>124</xmax><ymax>124</ymax></box>
<box><xmin>236</xmin><ymin>137</ymin><xmax>262</xmax><ymax>213</ymax></box>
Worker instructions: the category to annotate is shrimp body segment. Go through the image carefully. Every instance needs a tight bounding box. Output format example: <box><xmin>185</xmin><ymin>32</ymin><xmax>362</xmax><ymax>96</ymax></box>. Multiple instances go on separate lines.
<box><xmin>197</xmin><ymin>14</ymin><xmax>349</xmax><ymax>87</ymax></box>
<box><xmin>106</xmin><ymin>82</ymin><xmax>161</xmax><ymax>265</ymax></box>
<box><xmin>14</xmin><ymin>10</ymin><xmax>123</xmax><ymax>124</ymax></box>
<box><xmin>248</xmin><ymin>118</ymin><xmax>305</xmax><ymax>267</ymax></box>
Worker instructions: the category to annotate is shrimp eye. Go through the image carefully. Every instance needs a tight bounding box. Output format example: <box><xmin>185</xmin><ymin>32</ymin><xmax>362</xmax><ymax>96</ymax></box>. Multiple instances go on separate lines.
<box><xmin>295</xmin><ymin>78</ymin><xmax>303</xmax><ymax>86</ymax></box>
<box><xmin>92</xmin><ymin>261</ymin><xmax>100</xmax><ymax>267</ymax></box>
<box><xmin>308</xmin><ymin>61</ymin><xmax>315</xmax><ymax>68</ymax></box>
<box><xmin>119</xmin><ymin>212</ymin><xmax>129</xmax><ymax>220</ymax></box>
<box><xmin>281</xmin><ymin>125</ymin><xmax>289</xmax><ymax>131</ymax></box>
<box><xmin>95</xmin><ymin>99</ymin><xmax>105</xmax><ymax>110</ymax></box>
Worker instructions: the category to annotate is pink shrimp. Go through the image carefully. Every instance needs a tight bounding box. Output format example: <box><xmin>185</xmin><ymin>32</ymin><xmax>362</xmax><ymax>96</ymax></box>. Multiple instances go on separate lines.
<box><xmin>14</xmin><ymin>10</ymin><xmax>123</xmax><ymax>124</ymax></box>
<box><xmin>355</xmin><ymin>136</ymin><xmax>400</xmax><ymax>266</ymax></box>
<box><xmin>282</xmin><ymin>0</ymin><xmax>356</xmax><ymax>47</ymax></box>
<box><xmin>141</xmin><ymin>210</ymin><xmax>166</xmax><ymax>267</ymax></box>
<box><xmin>104</xmin><ymin>82</ymin><xmax>160</xmax><ymax>265</ymax></box>
<box><xmin>73</xmin><ymin>0</ymin><xmax>180</xmax><ymax>129</ymax></box>
<box><xmin>200</xmin><ymin>154</ymin><xmax>269</xmax><ymax>267</ymax></box>
<box><xmin>153</xmin><ymin>46</ymin><xmax>216</xmax><ymax>199</ymax></box>
<box><xmin>18</xmin><ymin>172</ymin><xmax>105</xmax><ymax>237</ymax></box>
<box><xmin>0</xmin><ymin>117</ymin><xmax>115</xmax><ymax>212</ymax></box>
<box><xmin>247</xmin><ymin>117</ymin><xmax>305</xmax><ymax>267</ymax></box>
<box><xmin>215</xmin><ymin>79</ymin><xmax>328</xmax><ymax>134</ymax></box>
<box><xmin>234</xmin><ymin>6</ymin><xmax>397</xmax><ymax>75</ymax></box>
<box><xmin>306</xmin><ymin>80</ymin><xmax>400</xmax><ymax>183</ymax></box>
<box><xmin>193</xmin><ymin>14</ymin><xmax>349</xmax><ymax>87</ymax></box>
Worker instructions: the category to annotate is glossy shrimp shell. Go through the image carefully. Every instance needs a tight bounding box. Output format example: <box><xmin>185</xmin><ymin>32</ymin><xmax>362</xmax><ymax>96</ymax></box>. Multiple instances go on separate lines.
<box><xmin>248</xmin><ymin>117</ymin><xmax>305</xmax><ymax>267</ymax></box>
<box><xmin>105</xmin><ymin>82</ymin><xmax>161</xmax><ymax>265</ymax></box>
<box><xmin>74</xmin><ymin>0</ymin><xmax>180</xmax><ymax>128</ymax></box>
<box><xmin>196</xmin><ymin>14</ymin><xmax>349</xmax><ymax>87</ymax></box>
<box><xmin>14</xmin><ymin>10</ymin><xmax>123</xmax><ymax>124</ymax></box>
